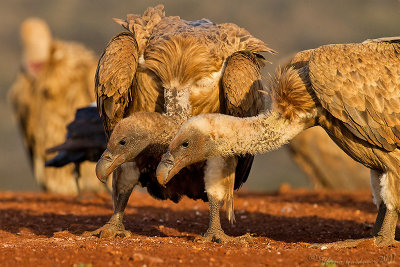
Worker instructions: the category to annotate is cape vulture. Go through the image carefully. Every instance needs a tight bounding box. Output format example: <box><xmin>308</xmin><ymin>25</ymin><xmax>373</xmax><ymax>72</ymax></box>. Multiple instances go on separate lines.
<box><xmin>85</xmin><ymin>5</ymin><xmax>273</xmax><ymax>242</ymax></box>
<box><xmin>157</xmin><ymin>37</ymin><xmax>400</xmax><ymax>248</ymax></box>
<box><xmin>8</xmin><ymin>18</ymin><xmax>101</xmax><ymax>194</ymax></box>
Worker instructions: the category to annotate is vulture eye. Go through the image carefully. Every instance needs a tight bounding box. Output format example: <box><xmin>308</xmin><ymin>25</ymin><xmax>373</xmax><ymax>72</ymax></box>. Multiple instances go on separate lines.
<box><xmin>119</xmin><ymin>139</ymin><xmax>126</xmax><ymax>146</ymax></box>
<box><xmin>182</xmin><ymin>141</ymin><xmax>189</xmax><ymax>148</ymax></box>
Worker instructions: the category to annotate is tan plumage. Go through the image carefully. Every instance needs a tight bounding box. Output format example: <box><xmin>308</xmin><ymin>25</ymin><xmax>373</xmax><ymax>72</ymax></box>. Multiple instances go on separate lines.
<box><xmin>310</xmin><ymin>40</ymin><xmax>400</xmax><ymax>151</ymax></box>
<box><xmin>160</xmin><ymin>37</ymin><xmax>400</xmax><ymax>247</ymax></box>
<box><xmin>96</xmin><ymin>5</ymin><xmax>273</xmax><ymax>137</ymax></box>
<box><xmin>8</xmin><ymin>18</ymin><xmax>100</xmax><ymax>194</ymax></box>
<box><xmin>89</xmin><ymin>5</ymin><xmax>273</xmax><ymax>240</ymax></box>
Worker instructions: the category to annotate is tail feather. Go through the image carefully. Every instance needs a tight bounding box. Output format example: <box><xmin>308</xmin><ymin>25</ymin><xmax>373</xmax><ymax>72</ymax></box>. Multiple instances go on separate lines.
<box><xmin>224</xmin><ymin>170</ymin><xmax>236</xmax><ymax>224</ymax></box>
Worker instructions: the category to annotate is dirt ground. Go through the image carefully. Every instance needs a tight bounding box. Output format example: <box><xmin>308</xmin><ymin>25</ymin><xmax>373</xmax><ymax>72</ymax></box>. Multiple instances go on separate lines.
<box><xmin>0</xmin><ymin>187</ymin><xmax>399</xmax><ymax>266</ymax></box>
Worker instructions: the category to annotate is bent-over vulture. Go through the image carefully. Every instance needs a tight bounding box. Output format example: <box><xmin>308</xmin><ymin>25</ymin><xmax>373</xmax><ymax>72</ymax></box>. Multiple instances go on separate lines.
<box><xmin>158</xmin><ymin>37</ymin><xmax>400</xmax><ymax>248</ymax></box>
<box><xmin>8</xmin><ymin>18</ymin><xmax>100</xmax><ymax>194</ymax></box>
<box><xmin>45</xmin><ymin>104</ymin><xmax>108</xmax><ymax>196</ymax></box>
<box><xmin>86</xmin><ymin>5</ymin><xmax>273</xmax><ymax>241</ymax></box>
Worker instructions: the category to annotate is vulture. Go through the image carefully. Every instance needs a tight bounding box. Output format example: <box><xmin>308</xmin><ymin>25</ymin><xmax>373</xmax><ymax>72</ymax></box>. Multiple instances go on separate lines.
<box><xmin>45</xmin><ymin>104</ymin><xmax>108</xmax><ymax>196</ymax></box>
<box><xmin>85</xmin><ymin>5</ymin><xmax>274</xmax><ymax>242</ymax></box>
<box><xmin>8</xmin><ymin>18</ymin><xmax>101</xmax><ymax>194</ymax></box>
<box><xmin>157</xmin><ymin>37</ymin><xmax>400</xmax><ymax>248</ymax></box>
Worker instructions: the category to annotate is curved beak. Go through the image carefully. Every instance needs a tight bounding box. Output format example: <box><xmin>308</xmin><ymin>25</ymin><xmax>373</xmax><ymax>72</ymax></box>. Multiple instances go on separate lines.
<box><xmin>95</xmin><ymin>149</ymin><xmax>125</xmax><ymax>183</ymax></box>
<box><xmin>156</xmin><ymin>151</ymin><xmax>181</xmax><ymax>186</ymax></box>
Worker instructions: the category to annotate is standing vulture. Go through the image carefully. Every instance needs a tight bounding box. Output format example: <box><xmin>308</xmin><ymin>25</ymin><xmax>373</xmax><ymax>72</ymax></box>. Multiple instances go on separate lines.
<box><xmin>8</xmin><ymin>18</ymin><xmax>102</xmax><ymax>194</ymax></box>
<box><xmin>87</xmin><ymin>5</ymin><xmax>273</xmax><ymax>241</ymax></box>
<box><xmin>157</xmin><ymin>37</ymin><xmax>400</xmax><ymax>248</ymax></box>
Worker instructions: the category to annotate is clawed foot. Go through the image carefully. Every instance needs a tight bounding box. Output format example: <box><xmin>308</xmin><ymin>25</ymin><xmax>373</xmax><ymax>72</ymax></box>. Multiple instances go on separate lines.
<box><xmin>195</xmin><ymin>229</ymin><xmax>253</xmax><ymax>244</ymax></box>
<box><xmin>374</xmin><ymin>236</ymin><xmax>399</xmax><ymax>247</ymax></box>
<box><xmin>309</xmin><ymin>237</ymin><xmax>399</xmax><ymax>249</ymax></box>
<box><xmin>82</xmin><ymin>223</ymin><xmax>132</xmax><ymax>238</ymax></box>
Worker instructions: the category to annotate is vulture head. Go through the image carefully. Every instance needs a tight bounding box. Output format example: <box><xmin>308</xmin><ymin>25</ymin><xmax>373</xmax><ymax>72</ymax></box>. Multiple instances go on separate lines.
<box><xmin>20</xmin><ymin>18</ymin><xmax>52</xmax><ymax>77</ymax></box>
<box><xmin>157</xmin><ymin>114</ymin><xmax>220</xmax><ymax>185</ymax></box>
<box><xmin>96</xmin><ymin>112</ymin><xmax>167</xmax><ymax>183</ymax></box>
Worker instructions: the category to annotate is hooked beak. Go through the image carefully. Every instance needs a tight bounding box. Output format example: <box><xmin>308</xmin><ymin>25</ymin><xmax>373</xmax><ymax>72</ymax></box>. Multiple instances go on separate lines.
<box><xmin>156</xmin><ymin>151</ymin><xmax>180</xmax><ymax>186</ymax></box>
<box><xmin>95</xmin><ymin>149</ymin><xmax>125</xmax><ymax>183</ymax></box>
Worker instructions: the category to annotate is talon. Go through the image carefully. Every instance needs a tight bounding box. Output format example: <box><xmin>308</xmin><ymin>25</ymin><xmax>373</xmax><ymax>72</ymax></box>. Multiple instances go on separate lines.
<box><xmin>374</xmin><ymin>236</ymin><xmax>399</xmax><ymax>247</ymax></box>
<box><xmin>195</xmin><ymin>229</ymin><xmax>253</xmax><ymax>244</ymax></box>
<box><xmin>81</xmin><ymin>223</ymin><xmax>132</xmax><ymax>239</ymax></box>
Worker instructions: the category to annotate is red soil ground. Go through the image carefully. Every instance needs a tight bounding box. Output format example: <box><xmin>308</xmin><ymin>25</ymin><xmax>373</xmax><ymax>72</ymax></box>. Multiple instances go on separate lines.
<box><xmin>0</xmin><ymin>187</ymin><xmax>399</xmax><ymax>266</ymax></box>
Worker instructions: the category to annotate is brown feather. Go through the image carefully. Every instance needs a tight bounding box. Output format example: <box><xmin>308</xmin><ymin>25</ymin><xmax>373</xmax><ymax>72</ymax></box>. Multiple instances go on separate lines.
<box><xmin>9</xmin><ymin>18</ymin><xmax>100</xmax><ymax>194</ymax></box>
<box><xmin>95</xmin><ymin>32</ymin><xmax>139</xmax><ymax>137</ymax></box>
<box><xmin>222</xmin><ymin>51</ymin><xmax>265</xmax><ymax>117</ymax></box>
<box><xmin>145</xmin><ymin>36</ymin><xmax>222</xmax><ymax>87</ymax></box>
<box><xmin>96</xmin><ymin>6</ymin><xmax>274</xmax><ymax>208</ymax></box>
<box><xmin>101</xmin><ymin>5</ymin><xmax>274</xmax><ymax>133</ymax></box>
<box><xmin>270</xmin><ymin>66</ymin><xmax>317</xmax><ymax>121</ymax></box>
<box><xmin>309</xmin><ymin>40</ymin><xmax>400</xmax><ymax>151</ymax></box>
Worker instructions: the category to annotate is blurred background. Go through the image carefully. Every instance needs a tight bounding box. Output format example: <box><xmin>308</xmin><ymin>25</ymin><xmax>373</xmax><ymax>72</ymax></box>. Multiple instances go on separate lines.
<box><xmin>0</xmin><ymin>0</ymin><xmax>399</xmax><ymax>192</ymax></box>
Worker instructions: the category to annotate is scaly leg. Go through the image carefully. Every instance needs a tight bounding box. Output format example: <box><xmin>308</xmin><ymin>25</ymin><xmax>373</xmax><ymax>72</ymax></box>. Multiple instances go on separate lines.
<box><xmin>73</xmin><ymin>163</ymin><xmax>82</xmax><ymax>198</ymax></box>
<box><xmin>372</xmin><ymin>202</ymin><xmax>398</xmax><ymax>247</ymax></box>
<box><xmin>83</xmin><ymin>162</ymin><xmax>139</xmax><ymax>238</ymax></box>
<box><xmin>196</xmin><ymin>157</ymin><xmax>252</xmax><ymax>243</ymax></box>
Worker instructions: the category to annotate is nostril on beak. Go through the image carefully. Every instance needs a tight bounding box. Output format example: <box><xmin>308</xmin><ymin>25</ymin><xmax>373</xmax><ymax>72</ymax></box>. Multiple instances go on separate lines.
<box><xmin>101</xmin><ymin>151</ymin><xmax>113</xmax><ymax>162</ymax></box>
<box><xmin>162</xmin><ymin>151</ymin><xmax>174</xmax><ymax>163</ymax></box>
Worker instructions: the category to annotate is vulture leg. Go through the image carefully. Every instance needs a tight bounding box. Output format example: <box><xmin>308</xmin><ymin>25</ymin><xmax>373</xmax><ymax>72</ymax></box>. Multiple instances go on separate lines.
<box><xmin>310</xmin><ymin>171</ymin><xmax>399</xmax><ymax>248</ymax></box>
<box><xmin>196</xmin><ymin>157</ymin><xmax>252</xmax><ymax>243</ymax></box>
<box><xmin>372</xmin><ymin>202</ymin><xmax>398</xmax><ymax>246</ymax></box>
<box><xmin>73</xmin><ymin>163</ymin><xmax>81</xmax><ymax>198</ymax></box>
<box><xmin>82</xmin><ymin>162</ymin><xmax>139</xmax><ymax>238</ymax></box>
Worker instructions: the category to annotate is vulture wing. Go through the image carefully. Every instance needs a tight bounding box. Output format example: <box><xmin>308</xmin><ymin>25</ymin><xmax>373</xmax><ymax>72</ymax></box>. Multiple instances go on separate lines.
<box><xmin>309</xmin><ymin>38</ymin><xmax>400</xmax><ymax>151</ymax></box>
<box><xmin>45</xmin><ymin>106</ymin><xmax>106</xmax><ymax>166</ymax></box>
<box><xmin>222</xmin><ymin>51</ymin><xmax>265</xmax><ymax>188</ymax></box>
<box><xmin>95</xmin><ymin>32</ymin><xmax>139</xmax><ymax>138</ymax></box>
<box><xmin>290</xmin><ymin>49</ymin><xmax>314</xmax><ymax>69</ymax></box>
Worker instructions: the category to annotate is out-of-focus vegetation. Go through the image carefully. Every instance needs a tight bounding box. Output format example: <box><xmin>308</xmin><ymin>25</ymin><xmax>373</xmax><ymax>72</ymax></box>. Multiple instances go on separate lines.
<box><xmin>0</xmin><ymin>0</ymin><xmax>399</xmax><ymax>191</ymax></box>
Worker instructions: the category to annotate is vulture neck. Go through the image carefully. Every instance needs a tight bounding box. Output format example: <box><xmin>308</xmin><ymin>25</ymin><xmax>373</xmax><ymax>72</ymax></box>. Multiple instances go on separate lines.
<box><xmin>164</xmin><ymin>87</ymin><xmax>192</xmax><ymax>125</ymax></box>
<box><xmin>148</xmin><ymin>86</ymin><xmax>192</xmax><ymax>154</ymax></box>
<box><xmin>214</xmin><ymin>111</ymin><xmax>306</xmax><ymax>157</ymax></box>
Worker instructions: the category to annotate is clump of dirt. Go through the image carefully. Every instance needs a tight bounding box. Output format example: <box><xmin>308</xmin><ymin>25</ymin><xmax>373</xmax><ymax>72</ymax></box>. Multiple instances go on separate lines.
<box><xmin>0</xmin><ymin>188</ymin><xmax>398</xmax><ymax>266</ymax></box>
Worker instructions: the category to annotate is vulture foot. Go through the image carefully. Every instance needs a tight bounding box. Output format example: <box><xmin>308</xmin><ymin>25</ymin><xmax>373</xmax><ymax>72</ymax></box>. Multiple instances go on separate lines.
<box><xmin>195</xmin><ymin>229</ymin><xmax>252</xmax><ymax>244</ymax></box>
<box><xmin>374</xmin><ymin>236</ymin><xmax>399</xmax><ymax>247</ymax></box>
<box><xmin>82</xmin><ymin>222</ymin><xmax>132</xmax><ymax>238</ymax></box>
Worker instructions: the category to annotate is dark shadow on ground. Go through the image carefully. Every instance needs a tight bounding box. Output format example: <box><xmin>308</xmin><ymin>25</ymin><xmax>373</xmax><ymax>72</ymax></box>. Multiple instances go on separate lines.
<box><xmin>237</xmin><ymin>191</ymin><xmax>376</xmax><ymax>214</ymax></box>
<box><xmin>0</xmin><ymin>204</ymin><xmax>394</xmax><ymax>244</ymax></box>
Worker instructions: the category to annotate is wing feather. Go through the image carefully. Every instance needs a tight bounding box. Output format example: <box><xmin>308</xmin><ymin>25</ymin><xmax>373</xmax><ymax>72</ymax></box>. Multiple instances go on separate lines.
<box><xmin>222</xmin><ymin>51</ymin><xmax>265</xmax><ymax>117</ymax></box>
<box><xmin>221</xmin><ymin>50</ymin><xmax>266</xmax><ymax>188</ymax></box>
<box><xmin>309</xmin><ymin>39</ymin><xmax>400</xmax><ymax>151</ymax></box>
<box><xmin>95</xmin><ymin>32</ymin><xmax>139</xmax><ymax>137</ymax></box>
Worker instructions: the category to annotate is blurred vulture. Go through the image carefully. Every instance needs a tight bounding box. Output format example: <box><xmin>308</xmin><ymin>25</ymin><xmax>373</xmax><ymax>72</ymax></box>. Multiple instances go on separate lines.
<box><xmin>8</xmin><ymin>18</ymin><xmax>103</xmax><ymax>194</ymax></box>
<box><xmin>45</xmin><ymin>104</ymin><xmax>108</xmax><ymax>196</ymax></box>
<box><xmin>158</xmin><ymin>37</ymin><xmax>400</xmax><ymax>248</ymax></box>
<box><xmin>85</xmin><ymin>5</ymin><xmax>274</xmax><ymax>242</ymax></box>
